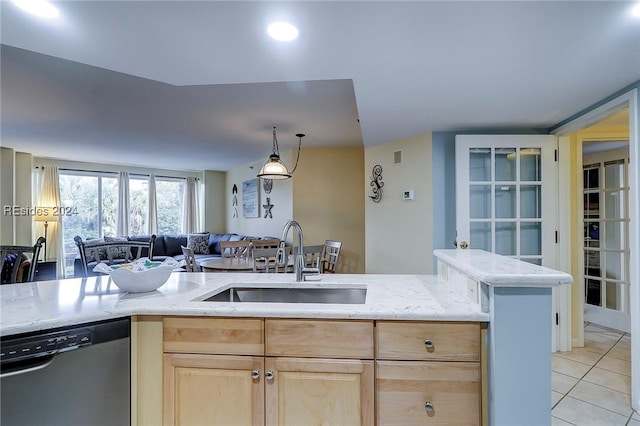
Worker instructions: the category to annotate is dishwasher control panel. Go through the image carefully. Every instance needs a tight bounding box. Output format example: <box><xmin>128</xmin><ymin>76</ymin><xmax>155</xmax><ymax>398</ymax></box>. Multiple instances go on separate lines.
<box><xmin>1</xmin><ymin>329</ymin><xmax>93</xmax><ymax>365</ymax></box>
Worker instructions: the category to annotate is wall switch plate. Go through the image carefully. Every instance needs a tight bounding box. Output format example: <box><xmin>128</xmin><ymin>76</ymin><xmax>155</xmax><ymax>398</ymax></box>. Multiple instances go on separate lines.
<box><xmin>403</xmin><ymin>189</ymin><xmax>415</xmax><ymax>200</ymax></box>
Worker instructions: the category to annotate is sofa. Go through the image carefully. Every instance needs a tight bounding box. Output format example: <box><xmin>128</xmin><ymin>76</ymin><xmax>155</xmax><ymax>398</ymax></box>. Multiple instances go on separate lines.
<box><xmin>73</xmin><ymin>232</ymin><xmax>270</xmax><ymax>276</ymax></box>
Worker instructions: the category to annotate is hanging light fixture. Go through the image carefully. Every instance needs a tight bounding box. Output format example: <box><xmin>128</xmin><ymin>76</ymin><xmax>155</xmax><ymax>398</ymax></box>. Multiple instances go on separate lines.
<box><xmin>257</xmin><ymin>126</ymin><xmax>304</xmax><ymax>180</ymax></box>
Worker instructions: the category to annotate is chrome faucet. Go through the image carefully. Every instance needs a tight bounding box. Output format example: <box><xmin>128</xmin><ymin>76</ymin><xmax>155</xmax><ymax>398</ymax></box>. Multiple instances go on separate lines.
<box><xmin>278</xmin><ymin>220</ymin><xmax>319</xmax><ymax>281</ymax></box>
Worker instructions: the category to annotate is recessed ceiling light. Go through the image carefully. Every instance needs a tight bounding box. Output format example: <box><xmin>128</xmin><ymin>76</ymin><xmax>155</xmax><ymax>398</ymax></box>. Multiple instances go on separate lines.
<box><xmin>632</xmin><ymin>2</ymin><xmax>640</xmax><ymax>17</ymax></box>
<box><xmin>12</xmin><ymin>0</ymin><xmax>59</xmax><ymax>18</ymax></box>
<box><xmin>267</xmin><ymin>22</ymin><xmax>299</xmax><ymax>42</ymax></box>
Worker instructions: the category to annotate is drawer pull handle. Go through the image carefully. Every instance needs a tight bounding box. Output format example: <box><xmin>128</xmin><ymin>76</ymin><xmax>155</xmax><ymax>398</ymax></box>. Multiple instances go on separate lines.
<box><xmin>425</xmin><ymin>401</ymin><xmax>435</xmax><ymax>415</ymax></box>
<box><xmin>251</xmin><ymin>370</ymin><xmax>260</xmax><ymax>380</ymax></box>
<box><xmin>424</xmin><ymin>339</ymin><xmax>434</xmax><ymax>350</ymax></box>
<box><xmin>265</xmin><ymin>370</ymin><xmax>274</xmax><ymax>381</ymax></box>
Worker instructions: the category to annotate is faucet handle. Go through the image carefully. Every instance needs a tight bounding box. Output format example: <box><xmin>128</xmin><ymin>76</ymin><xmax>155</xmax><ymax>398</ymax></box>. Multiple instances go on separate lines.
<box><xmin>276</xmin><ymin>247</ymin><xmax>286</xmax><ymax>264</ymax></box>
<box><xmin>302</xmin><ymin>267</ymin><xmax>321</xmax><ymax>281</ymax></box>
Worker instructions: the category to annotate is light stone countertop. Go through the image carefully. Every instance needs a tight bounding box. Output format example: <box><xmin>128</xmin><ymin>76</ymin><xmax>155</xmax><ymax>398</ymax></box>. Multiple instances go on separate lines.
<box><xmin>0</xmin><ymin>272</ymin><xmax>489</xmax><ymax>336</ymax></box>
<box><xmin>434</xmin><ymin>249</ymin><xmax>573</xmax><ymax>287</ymax></box>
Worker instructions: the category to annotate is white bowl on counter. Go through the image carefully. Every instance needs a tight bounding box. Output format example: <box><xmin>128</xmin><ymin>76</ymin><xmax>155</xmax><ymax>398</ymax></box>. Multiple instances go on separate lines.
<box><xmin>108</xmin><ymin>265</ymin><xmax>175</xmax><ymax>293</ymax></box>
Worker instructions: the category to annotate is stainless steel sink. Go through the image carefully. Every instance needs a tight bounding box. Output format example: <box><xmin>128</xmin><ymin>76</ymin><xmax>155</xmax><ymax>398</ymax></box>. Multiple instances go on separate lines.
<box><xmin>202</xmin><ymin>286</ymin><xmax>367</xmax><ymax>304</ymax></box>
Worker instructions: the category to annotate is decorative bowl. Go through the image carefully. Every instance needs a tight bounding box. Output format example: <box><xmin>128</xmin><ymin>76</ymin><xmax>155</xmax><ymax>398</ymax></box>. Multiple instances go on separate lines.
<box><xmin>108</xmin><ymin>265</ymin><xmax>174</xmax><ymax>293</ymax></box>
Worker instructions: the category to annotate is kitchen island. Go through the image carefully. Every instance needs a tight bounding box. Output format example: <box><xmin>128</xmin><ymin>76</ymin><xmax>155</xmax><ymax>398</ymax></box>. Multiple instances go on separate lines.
<box><xmin>0</xmin><ymin>249</ymin><xmax>572</xmax><ymax>425</ymax></box>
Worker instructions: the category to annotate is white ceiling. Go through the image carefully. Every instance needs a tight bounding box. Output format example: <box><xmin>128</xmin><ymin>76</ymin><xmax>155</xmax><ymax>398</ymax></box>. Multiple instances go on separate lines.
<box><xmin>1</xmin><ymin>1</ymin><xmax>639</xmax><ymax>172</ymax></box>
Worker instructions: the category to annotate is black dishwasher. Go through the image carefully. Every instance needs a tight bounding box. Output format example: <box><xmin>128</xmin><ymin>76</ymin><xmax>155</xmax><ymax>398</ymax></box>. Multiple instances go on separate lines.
<box><xmin>1</xmin><ymin>317</ymin><xmax>131</xmax><ymax>426</ymax></box>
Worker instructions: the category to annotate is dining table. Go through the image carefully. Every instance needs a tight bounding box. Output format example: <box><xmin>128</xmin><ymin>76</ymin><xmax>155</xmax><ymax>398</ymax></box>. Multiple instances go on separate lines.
<box><xmin>200</xmin><ymin>255</ymin><xmax>295</xmax><ymax>273</ymax></box>
<box><xmin>200</xmin><ymin>257</ymin><xmax>254</xmax><ymax>272</ymax></box>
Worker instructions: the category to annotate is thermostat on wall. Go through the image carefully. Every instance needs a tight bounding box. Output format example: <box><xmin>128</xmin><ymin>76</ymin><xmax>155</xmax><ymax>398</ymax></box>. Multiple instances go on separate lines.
<box><xmin>403</xmin><ymin>189</ymin><xmax>415</xmax><ymax>200</ymax></box>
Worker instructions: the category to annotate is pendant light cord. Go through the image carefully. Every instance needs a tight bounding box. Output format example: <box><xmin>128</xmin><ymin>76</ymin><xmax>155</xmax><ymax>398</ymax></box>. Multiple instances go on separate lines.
<box><xmin>289</xmin><ymin>133</ymin><xmax>303</xmax><ymax>175</ymax></box>
<box><xmin>272</xmin><ymin>126</ymin><xmax>279</xmax><ymax>156</ymax></box>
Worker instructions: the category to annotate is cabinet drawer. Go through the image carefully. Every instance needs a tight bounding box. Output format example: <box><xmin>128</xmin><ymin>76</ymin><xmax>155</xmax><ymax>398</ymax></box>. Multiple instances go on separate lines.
<box><xmin>266</xmin><ymin>319</ymin><xmax>374</xmax><ymax>358</ymax></box>
<box><xmin>163</xmin><ymin>317</ymin><xmax>264</xmax><ymax>355</ymax></box>
<box><xmin>376</xmin><ymin>360</ymin><xmax>480</xmax><ymax>426</ymax></box>
<box><xmin>376</xmin><ymin>322</ymin><xmax>480</xmax><ymax>361</ymax></box>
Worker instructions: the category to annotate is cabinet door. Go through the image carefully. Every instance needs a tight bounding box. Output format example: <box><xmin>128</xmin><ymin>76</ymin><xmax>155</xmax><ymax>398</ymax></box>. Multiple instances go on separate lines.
<box><xmin>376</xmin><ymin>360</ymin><xmax>480</xmax><ymax>426</ymax></box>
<box><xmin>265</xmin><ymin>357</ymin><xmax>374</xmax><ymax>426</ymax></box>
<box><xmin>164</xmin><ymin>353</ymin><xmax>264</xmax><ymax>426</ymax></box>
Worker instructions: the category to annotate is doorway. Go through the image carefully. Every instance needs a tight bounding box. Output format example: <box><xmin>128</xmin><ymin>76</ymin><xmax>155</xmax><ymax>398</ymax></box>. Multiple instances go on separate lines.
<box><xmin>553</xmin><ymin>88</ymin><xmax>638</xmax><ymax>412</ymax></box>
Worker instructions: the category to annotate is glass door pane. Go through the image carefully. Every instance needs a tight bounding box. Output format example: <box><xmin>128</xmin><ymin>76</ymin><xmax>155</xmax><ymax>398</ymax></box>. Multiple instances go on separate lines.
<box><xmin>470</xmin><ymin>185</ymin><xmax>491</xmax><ymax>219</ymax></box>
<box><xmin>469</xmin><ymin>148</ymin><xmax>491</xmax><ymax>181</ymax></box>
<box><xmin>520</xmin><ymin>148</ymin><xmax>541</xmax><ymax>181</ymax></box>
<box><xmin>495</xmin><ymin>148</ymin><xmax>516</xmax><ymax>181</ymax></box>
<box><xmin>521</xmin><ymin>185</ymin><xmax>541</xmax><ymax>218</ymax></box>
<box><xmin>495</xmin><ymin>185</ymin><xmax>516</xmax><ymax>218</ymax></box>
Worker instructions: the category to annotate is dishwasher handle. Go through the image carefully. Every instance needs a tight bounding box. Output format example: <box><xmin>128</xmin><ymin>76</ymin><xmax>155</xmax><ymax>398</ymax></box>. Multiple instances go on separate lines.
<box><xmin>0</xmin><ymin>355</ymin><xmax>56</xmax><ymax>378</ymax></box>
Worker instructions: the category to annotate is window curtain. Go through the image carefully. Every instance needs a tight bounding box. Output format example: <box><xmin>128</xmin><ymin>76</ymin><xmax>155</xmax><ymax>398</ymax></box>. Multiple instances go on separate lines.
<box><xmin>116</xmin><ymin>171</ymin><xmax>130</xmax><ymax>236</ymax></box>
<box><xmin>148</xmin><ymin>174</ymin><xmax>158</xmax><ymax>235</ymax></box>
<box><xmin>182</xmin><ymin>177</ymin><xmax>200</xmax><ymax>233</ymax></box>
<box><xmin>35</xmin><ymin>166</ymin><xmax>64</xmax><ymax>277</ymax></box>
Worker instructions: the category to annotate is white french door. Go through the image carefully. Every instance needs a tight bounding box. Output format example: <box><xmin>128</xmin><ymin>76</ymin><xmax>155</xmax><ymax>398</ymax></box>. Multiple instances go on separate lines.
<box><xmin>455</xmin><ymin>134</ymin><xmax>568</xmax><ymax>351</ymax></box>
<box><xmin>582</xmin><ymin>147</ymin><xmax>631</xmax><ymax>332</ymax></box>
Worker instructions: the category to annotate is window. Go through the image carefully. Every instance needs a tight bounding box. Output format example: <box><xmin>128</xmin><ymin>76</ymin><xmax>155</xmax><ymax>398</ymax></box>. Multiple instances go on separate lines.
<box><xmin>129</xmin><ymin>177</ymin><xmax>148</xmax><ymax>236</ymax></box>
<box><xmin>58</xmin><ymin>169</ymin><xmax>193</xmax><ymax>276</ymax></box>
<box><xmin>156</xmin><ymin>179</ymin><xmax>185</xmax><ymax>234</ymax></box>
<box><xmin>59</xmin><ymin>172</ymin><xmax>118</xmax><ymax>276</ymax></box>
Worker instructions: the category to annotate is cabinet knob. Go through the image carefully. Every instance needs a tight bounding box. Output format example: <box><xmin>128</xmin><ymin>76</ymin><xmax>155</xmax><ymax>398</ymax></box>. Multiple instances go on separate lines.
<box><xmin>424</xmin><ymin>339</ymin><xmax>434</xmax><ymax>351</ymax></box>
<box><xmin>265</xmin><ymin>370</ymin><xmax>274</xmax><ymax>381</ymax></box>
<box><xmin>425</xmin><ymin>401</ymin><xmax>435</xmax><ymax>415</ymax></box>
<box><xmin>251</xmin><ymin>370</ymin><xmax>260</xmax><ymax>380</ymax></box>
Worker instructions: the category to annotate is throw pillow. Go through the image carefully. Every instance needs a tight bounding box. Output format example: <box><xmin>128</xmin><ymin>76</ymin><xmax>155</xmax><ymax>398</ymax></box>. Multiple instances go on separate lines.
<box><xmin>187</xmin><ymin>233</ymin><xmax>210</xmax><ymax>254</ymax></box>
<box><xmin>83</xmin><ymin>238</ymin><xmax>107</xmax><ymax>262</ymax></box>
<box><xmin>104</xmin><ymin>236</ymin><xmax>130</xmax><ymax>260</ymax></box>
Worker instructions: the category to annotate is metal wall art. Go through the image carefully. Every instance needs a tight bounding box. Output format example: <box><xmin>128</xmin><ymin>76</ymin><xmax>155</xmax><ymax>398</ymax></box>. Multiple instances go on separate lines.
<box><xmin>369</xmin><ymin>164</ymin><xmax>384</xmax><ymax>203</ymax></box>
<box><xmin>263</xmin><ymin>178</ymin><xmax>273</xmax><ymax>194</ymax></box>
<box><xmin>263</xmin><ymin>197</ymin><xmax>274</xmax><ymax>218</ymax></box>
<box><xmin>232</xmin><ymin>184</ymin><xmax>238</xmax><ymax>218</ymax></box>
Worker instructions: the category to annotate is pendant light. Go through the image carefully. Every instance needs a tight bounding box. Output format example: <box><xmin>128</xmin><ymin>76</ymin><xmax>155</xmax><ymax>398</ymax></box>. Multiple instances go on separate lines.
<box><xmin>257</xmin><ymin>126</ymin><xmax>304</xmax><ymax>180</ymax></box>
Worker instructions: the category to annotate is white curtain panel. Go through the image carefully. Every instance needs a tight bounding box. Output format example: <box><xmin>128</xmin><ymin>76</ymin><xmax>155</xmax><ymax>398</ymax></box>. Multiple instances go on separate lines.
<box><xmin>117</xmin><ymin>171</ymin><xmax>130</xmax><ymax>236</ymax></box>
<box><xmin>37</xmin><ymin>166</ymin><xmax>63</xmax><ymax>277</ymax></box>
<box><xmin>182</xmin><ymin>177</ymin><xmax>200</xmax><ymax>233</ymax></box>
<box><xmin>148</xmin><ymin>174</ymin><xmax>158</xmax><ymax>235</ymax></box>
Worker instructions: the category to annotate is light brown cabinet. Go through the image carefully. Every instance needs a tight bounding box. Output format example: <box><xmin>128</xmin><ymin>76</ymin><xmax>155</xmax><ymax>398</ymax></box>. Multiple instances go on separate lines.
<box><xmin>163</xmin><ymin>353</ymin><xmax>264</xmax><ymax>426</ymax></box>
<box><xmin>163</xmin><ymin>317</ymin><xmax>374</xmax><ymax>426</ymax></box>
<box><xmin>376</xmin><ymin>321</ymin><xmax>482</xmax><ymax>426</ymax></box>
<box><xmin>158</xmin><ymin>317</ymin><xmax>482</xmax><ymax>426</ymax></box>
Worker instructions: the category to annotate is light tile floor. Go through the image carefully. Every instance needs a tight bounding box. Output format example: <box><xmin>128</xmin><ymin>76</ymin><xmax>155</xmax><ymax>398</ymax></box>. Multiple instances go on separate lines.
<box><xmin>552</xmin><ymin>322</ymin><xmax>637</xmax><ymax>426</ymax></box>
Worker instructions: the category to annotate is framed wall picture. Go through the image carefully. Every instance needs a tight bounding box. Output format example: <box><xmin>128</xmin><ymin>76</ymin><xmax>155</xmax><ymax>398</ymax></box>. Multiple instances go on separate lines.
<box><xmin>242</xmin><ymin>178</ymin><xmax>260</xmax><ymax>218</ymax></box>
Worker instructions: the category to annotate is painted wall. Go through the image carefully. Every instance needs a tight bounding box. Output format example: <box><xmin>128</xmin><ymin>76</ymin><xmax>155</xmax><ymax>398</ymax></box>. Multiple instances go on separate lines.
<box><xmin>14</xmin><ymin>152</ymin><xmax>33</xmax><ymax>245</ymax></box>
<box><xmin>202</xmin><ymin>170</ymin><xmax>226</xmax><ymax>233</ymax></box>
<box><xmin>224</xmin><ymin>146</ymin><xmax>365</xmax><ymax>274</ymax></box>
<box><xmin>0</xmin><ymin>147</ymin><xmax>16</xmax><ymax>244</ymax></box>
<box><xmin>225</xmin><ymin>151</ymin><xmax>294</xmax><ymax>239</ymax></box>
<box><xmin>365</xmin><ymin>132</ymin><xmax>433</xmax><ymax>274</ymax></box>
<box><xmin>293</xmin><ymin>147</ymin><xmax>365</xmax><ymax>273</ymax></box>
<box><xmin>0</xmin><ymin>148</ymin><xmax>34</xmax><ymax>245</ymax></box>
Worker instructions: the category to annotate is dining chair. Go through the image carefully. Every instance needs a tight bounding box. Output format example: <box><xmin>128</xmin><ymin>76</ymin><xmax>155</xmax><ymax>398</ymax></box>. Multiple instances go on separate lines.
<box><xmin>302</xmin><ymin>245</ymin><xmax>324</xmax><ymax>269</ymax></box>
<box><xmin>219</xmin><ymin>240</ymin><xmax>250</xmax><ymax>259</ymax></box>
<box><xmin>1</xmin><ymin>237</ymin><xmax>46</xmax><ymax>284</ymax></box>
<box><xmin>250</xmin><ymin>238</ymin><xmax>281</xmax><ymax>249</ymax></box>
<box><xmin>180</xmin><ymin>245</ymin><xmax>199</xmax><ymax>272</ymax></box>
<box><xmin>321</xmin><ymin>240</ymin><xmax>342</xmax><ymax>273</ymax></box>
<box><xmin>251</xmin><ymin>246</ymin><xmax>290</xmax><ymax>273</ymax></box>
